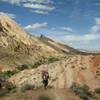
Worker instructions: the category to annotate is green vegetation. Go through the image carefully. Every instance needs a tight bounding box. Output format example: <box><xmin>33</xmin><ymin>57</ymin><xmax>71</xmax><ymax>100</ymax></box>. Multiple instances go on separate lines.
<box><xmin>95</xmin><ymin>87</ymin><xmax>100</xmax><ymax>94</ymax></box>
<box><xmin>70</xmin><ymin>82</ymin><xmax>95</xmax><ymax>100</ymax></box>
<box><xmin>0</xmin><ymin>70</ymin><xmax>17</xmax><ymax>78</ymax></box>
<box><xmin>20</xmin><ymin>84</ymin><xmax>35</xmax><ymax>92</ymax></box>
<box><xmin>17</xmin><ymin>64</ymin><xmax>28</xmax><ymax>71</ymax></box>
<box><xmin>0</xmin><ymin>71</ymin><xmax>16</xmax><ymax>96</ymax></box>
<box><xmin>81</xmin><ymin>66</ymin><xmax>87</xmax><ymax>70</ymax></box>
<box><xmin>0</xmin><ymin>88</ymin><xmax>9</xmax><ymax>97</ymax></box>
<box><xmin>36</xmin><ymin>95</ymin><xmax>52</xmax><ymax>100</ymax></box>
<box><xmin>32</xmin><ymin>56</ymin><xmax>61</xmax><ymax>68</ymax></box>
<box><xmin>96</xmin><ymin>71</ymin><xmax>100</xmax><ymax>76</ymax></box>
<box><xmin>0</xmin><ymin>81</ymin><xmax>16</xmax><ymax>96</ymax></box>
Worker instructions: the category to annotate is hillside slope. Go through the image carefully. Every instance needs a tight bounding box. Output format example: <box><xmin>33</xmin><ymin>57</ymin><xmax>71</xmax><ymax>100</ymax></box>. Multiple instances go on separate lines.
<box><xmin>0</xmin><ymin>15</ymin><xmax>80</xmax><ymax>70</ymax></box>
<box><xmin>9</xmin><ymin>55</ymin><xmax>100</xmax><ymax>90</ymax></box>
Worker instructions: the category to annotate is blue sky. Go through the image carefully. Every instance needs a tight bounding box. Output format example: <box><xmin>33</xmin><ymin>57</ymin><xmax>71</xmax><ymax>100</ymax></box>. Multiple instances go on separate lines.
<box><xmin>0</xmin><ymin>0</ymin><xmax>100</xmax><ymax>50</ymax></box>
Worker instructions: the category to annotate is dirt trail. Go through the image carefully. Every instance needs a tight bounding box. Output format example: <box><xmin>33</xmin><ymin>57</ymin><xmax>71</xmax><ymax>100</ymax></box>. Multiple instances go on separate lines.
<box><xmin>0</xmin><ymin>88</ymin><xmax>82</xmax><ymax>100</ymax></box>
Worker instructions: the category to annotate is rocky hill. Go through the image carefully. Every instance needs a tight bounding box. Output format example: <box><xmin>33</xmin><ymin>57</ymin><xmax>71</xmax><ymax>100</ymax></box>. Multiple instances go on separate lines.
<box><xmin>9</xmin><ymin>55</ymin><xmax>100</xmax><ymax>90</ymax></box>
<box><xmin>0</xmin><ymin>15</ymin><xmax>80</xmax><ymax>71</ymax></box>
<box><xmin>0</xmin><ymin>15</ymin><xmax>100</xmax><ymax>92</ymax></box>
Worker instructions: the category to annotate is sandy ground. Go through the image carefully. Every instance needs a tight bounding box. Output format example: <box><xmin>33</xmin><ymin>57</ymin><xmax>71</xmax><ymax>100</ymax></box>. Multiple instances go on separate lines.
<box><xmin>0</xmin><ymin>88</ymin><xmax>81</xmax><ymax>100</ymax></box>
<box><xmin>0</xmin><ymin>88</ymin><xmax>100</xmax><ymax>100</ymax></box>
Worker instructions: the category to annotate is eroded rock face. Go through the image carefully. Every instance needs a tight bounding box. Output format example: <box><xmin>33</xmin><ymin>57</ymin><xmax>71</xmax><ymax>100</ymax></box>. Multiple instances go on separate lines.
<box><xmin>0</xmin><ymin>15</ymin><xmax>32</xmax><ymax>45</ymax></box>
<box><xmin>9</xmin><ymin>55</ymin><xmax>100</xmax><ymax>90</ymax></box>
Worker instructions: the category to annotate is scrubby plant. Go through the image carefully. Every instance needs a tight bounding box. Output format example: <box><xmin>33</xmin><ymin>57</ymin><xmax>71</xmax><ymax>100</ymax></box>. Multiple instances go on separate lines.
<box><xmin>32</xmin><ymin>56</ymin><xmax>60</xmax><ymax>68</ymax></box>
<box><xmin>32</xmin><ymin>59</ymin><xmax>44</xmax><ymax>68</ymax></box>
<box><xmin>0</xmin><ymin>88</ymin><xmax>9</xmax><ymax>96</ymax></box>
<box><xmin>20</xmin><ymin>84</ymin><xmax>35</xmax><ymax>92</ymax></box>
<box><xmin>96</xmin><ymin>70</ymin><xmax>100</xmax><ymax>76</ymax></box>
<box><xmin>95</xmin><ymin>87</ymin><xmax>100</xmax><ymax>94</ymax></box>
<box><xmin>36</xmin><ymin>95</ymin><xmax>52</xmax><ymax>100</ymax></box>
<box><xmin>17</xmin><ymin>64</ymin><xmax>28</xmax><ymax>71</ymax></box>
<box><xmin>46</xmin><ymin>57</ymin><xmax>60</xmax><ymax>64</ymax></box>
<box><xmin>1</xmin><ymin>70</ymin><xmax>17</xmax><ymax>78</ymax></box>
<box><xmin>4</xmin><ymin>81</ymin><xmax>16</xmax><ymax>91</ymax></box>
<box><xmin>70</xmin><ymin>82</ymin><xmax>94</xmax><ymax>100</ymax></box>
<box><xmin>0</xmin><ymin>81</ymin><xmax>16</xmax><ymax>96</ymax></box>
<box><xmin>81</xmin><ymin>66</ymin><xmax>87</xmax><ymax>70</ymax></box>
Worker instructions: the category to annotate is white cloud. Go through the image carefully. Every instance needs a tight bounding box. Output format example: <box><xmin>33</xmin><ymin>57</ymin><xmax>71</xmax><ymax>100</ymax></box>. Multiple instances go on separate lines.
<box><xmin>1</xmin><ymin>0</ymin><xmax>21</xmax><ymax>5</ymax></box>
<box><xmin>1</xmin><ymin>0</ymin><xmax>52</xmax><ymax>4</ymax></box>
<box><xmin>91</xmin><ymin>26</ymin><xmax>99</xmax><ymax>33</ymax></box>
<box><xmin>31</xmin><ymin>10</ymin><xmax>48</xmax><ymax>14</ymax></box>
<box><xmin>61</xmin><ymin>34</ymin><xmax>100</xmax><ymax>42</ymax></box>
<box><xmin>60</xmin><ymin>27</ymin><xmax>73</xmax><ymax>32</ymax></box>
<box><xmin>90</xmin><ymin>17</ymin><xmax>100</xmax><ymax>33</ymax></box>
<box><xmin>23</xmin><ymin>3</ymin><xmax>55</xmax><ymax>11</ymax></box>
<box><xmin>1</xmin><ymin>0</ymin><xmax>55</xmax><ymax>14</ymax></box>
<box><xmin>0</xmin><ymin>12</ymin><xmax>16</xmax><ymax>19</ymax></box>
<box><xmin>46</xmin><ymin>18</ymin><xmax>100</xmax><ymax>50</ymax></box>
<box><xmin>49</xmin><ymin>26</ymin><xmax>99</xmax><ymax>42</ymax></box>
<box><xmin>95</xmin><ymin>17</ymin><xmax>100</xmax><ymax>25</ymax></box>
<box><xmin>25</xmin><ymin>22</ymin><xmax>48</xmax><ymax>30</ymax></box>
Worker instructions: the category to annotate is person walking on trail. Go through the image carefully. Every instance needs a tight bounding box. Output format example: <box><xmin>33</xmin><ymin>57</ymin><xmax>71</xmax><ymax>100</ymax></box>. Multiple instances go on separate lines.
<box><xmin>41</xmin><ymin>70</ymin><xmax>49</xmax><ymax>89</ymax></box>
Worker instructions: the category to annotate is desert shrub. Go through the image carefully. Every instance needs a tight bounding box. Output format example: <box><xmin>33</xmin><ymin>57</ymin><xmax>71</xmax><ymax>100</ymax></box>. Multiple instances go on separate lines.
<box><xmin>2</xmin><ymin>70</ymin><xmax>17</xmax><ymax>78</ymax></box>
<box><xmin>4</xmin><ymin>81</ymin><xmax>16</xmax><ymax>91</ymax></box>
<box><xmin>46</xmin><ymin>57</ymin><xmax>59</xmax><ymax>64</ymax></box>
<box><xmin>17</xmin><ymin>64</ymin><xmax>28</xmax><ymax>71</ymax></box>
<box><xmin>33</xmin><ymin>59</ymin><xmax>44</xmax><ymax>68</ymax></box>
<box><xmin>81</xmin><ymin>66</ymin><xmax>87</xmax><ymax>70</ymax></box>
<box><xmin>36</xmin><ymin>95</ymin><xmax>52</xmax><ymax>100</ymax></box>
<box><xmin>96</xmin><ymin>71</ymin><xmax>100</xmax><ymax>76</ymax></box>
<box><xmin>0</xmin><ymin>88</ymin><xmax>9</xmax><ymax>96</ymax></box>
<box><xmin>0</xmin><ymin>81</ymin><xmax>16</xmax><ymax>96</ymax></box>
<box><xmin>32</xmin><ymin>57</ymin><xmax>60</xmax><ymax>68</ymax></box>
<box><xmin>0</xmin><ymin>73</ymin><xmax>7</xmax><ymax>81</ymax></box>
<box><xmin>70</xmin><ymin>82</ymin><xmax>94</xmax><ymax>100</ymax></box>
<box><xmin>95</xmin><ymin>88</ymin><xmax>100</xmax><ymax>94</ymax></box>
<box><xmin>20</xmin><ymin>84</ymin><xmax>35</xmax><ymax>92</ymax></box>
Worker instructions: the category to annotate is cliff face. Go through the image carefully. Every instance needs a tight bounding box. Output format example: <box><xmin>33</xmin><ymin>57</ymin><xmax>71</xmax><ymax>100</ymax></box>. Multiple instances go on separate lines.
<box><xmin>0</xmin><ymin>15</ymin><xmax>32</xmax><ymax>46</ymax></box>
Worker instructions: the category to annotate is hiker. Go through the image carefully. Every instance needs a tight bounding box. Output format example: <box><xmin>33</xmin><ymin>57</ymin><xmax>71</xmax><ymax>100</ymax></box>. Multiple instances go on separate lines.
<box><xmin>41</xmin><ymin>70</ymin><xmax>49</xmax><ymax>89</ymax></box>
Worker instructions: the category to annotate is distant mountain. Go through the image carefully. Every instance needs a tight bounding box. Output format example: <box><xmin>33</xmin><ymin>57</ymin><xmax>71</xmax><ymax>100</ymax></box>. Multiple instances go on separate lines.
<box><xmin>79</xmin><ymin>49</ymin><xmax>100</xmax><ymax>53</ymax></box>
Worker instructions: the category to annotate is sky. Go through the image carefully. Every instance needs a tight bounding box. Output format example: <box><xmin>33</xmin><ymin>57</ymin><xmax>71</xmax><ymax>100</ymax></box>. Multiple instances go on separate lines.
<box><xmin>0</xmin><ymin>0</ymin><xmax>100</xmax><ymax>51</ymax></box>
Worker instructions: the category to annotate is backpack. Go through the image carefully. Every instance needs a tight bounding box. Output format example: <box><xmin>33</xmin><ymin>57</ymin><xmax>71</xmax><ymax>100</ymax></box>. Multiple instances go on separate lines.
<box><xmin>43</xmin><ymin>72</ymin><xmax>49</xmax><ymax>80</ymax></box>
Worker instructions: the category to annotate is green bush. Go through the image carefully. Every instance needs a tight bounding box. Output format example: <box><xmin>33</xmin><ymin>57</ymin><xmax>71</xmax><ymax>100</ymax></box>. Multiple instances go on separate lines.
<box><xmin>4</xmin><ymin>81</ymin><xmax>16</xmax><ymax>91</ymax></box>
<box><xmin>0</xmin><ymin>88</ymin><xmax>9</xmax><ymax>96</ymax></box>
<box><xmin>0</xmin><ymin>81</ymin><xmax>16</xmax><ymax>97</ymax></box>
<box><xmin>2</xmin><ymin>70</ymin><xmax>17</xmax><ymax>78</ymax></box>
<box><xmin>47</xmin><ymin>57</ymin><xmax>59</xmax><ymax>64</ymax></box>
<box><xmin>20</xmin><ymin>84</ymin><xmax>35</xmax><ymax>92</ymax></box>
<box><xmin>17</xmin><ymin>64</ymin><xmax>28</xmax><ymax>71</ymax></box>
<box><xmin>70</xmin><ymin>82</ymin><xmax>94</xmax><ymax>100</ymax></box>
<box><xmin>32</xmin><ymin>59</ymin><xmax>44</xmax><ymax>68</ymax></box>
<box><xmin>32</xmin><ymin>57</ymin><xmax>60</xmax><ymax>68</ymax></box>
<box><xmin>95</xmin><ymin>88</ymin><xmax>100</xmax><ymax>94</ymax></box>
<box><xmin>96</xmin><ymin>71</ymin><xmax>100</xmax><ymax>76</ymax></box>
<box><xmin>36</xmin><ymin>95</ymin><xmax>52</xmax><ymax>100</ymax></box>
